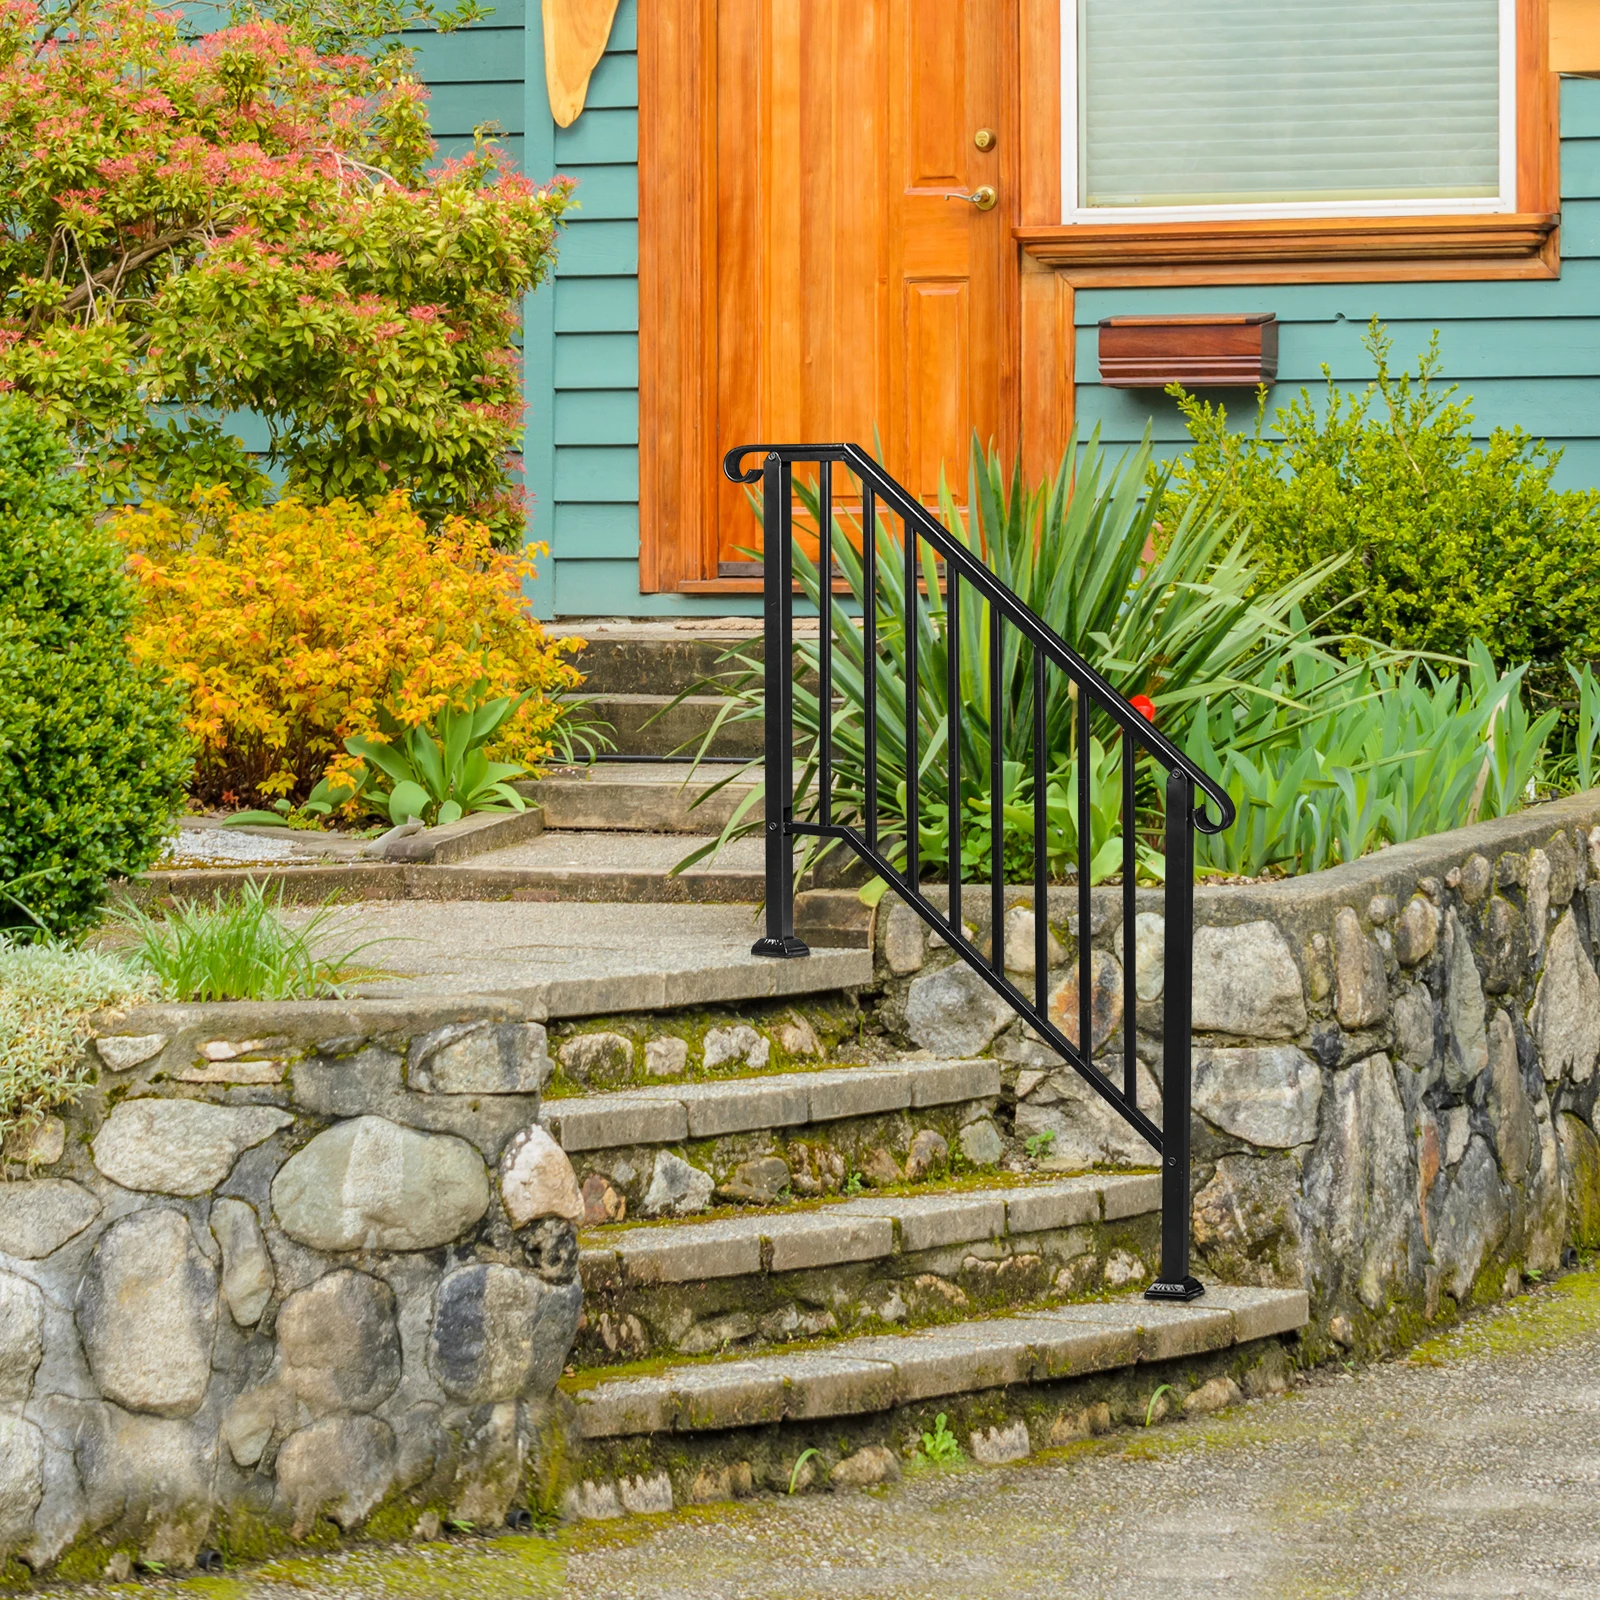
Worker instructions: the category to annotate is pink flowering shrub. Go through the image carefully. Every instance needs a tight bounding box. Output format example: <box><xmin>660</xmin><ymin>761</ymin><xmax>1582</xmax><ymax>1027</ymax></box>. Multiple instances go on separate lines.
<box><xmin>0</xmin><ymin>0</ymin><xmax>571</xmax><ymax>540</ymax></box>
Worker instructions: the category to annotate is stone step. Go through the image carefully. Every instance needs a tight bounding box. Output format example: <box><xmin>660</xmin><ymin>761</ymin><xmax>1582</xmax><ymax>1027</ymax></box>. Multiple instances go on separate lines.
<box><xmin>560</xmin><ymin>1286</ymin><xmax>1308</xmax><ymax>1517</ymax></box>
<box><xmin>585</xmin><ymin>693</ymin><xmax>762</xmax><ymax>761</ymax></box>
<box><xmin>520</xmin><ymin>761</ymin><xmax>762</xmax><ymax>834</ymax></box>
<box><xmin>544</xmin><ymin>1058</ymin><xmax>1012</xmax><ymax>1252</ymax></box>
<box><xmin>571</xmin><ymin>624</ymin><xmax>760</xmax><ymax>699</ymax></box>
<box><xmin>575</xmin><ymin>1174</ymin><xmax>1161</xmax><ymax>1367</ymax></box>
<box><xmin>429</xmin><ymin>827</ymin><xmax>767</xmax><ymax>902</ymax></box>
<box><xmin>543</xmin><ymin>1057</ymin><xmax>1000</xmax><ymax>1154</ymax></box>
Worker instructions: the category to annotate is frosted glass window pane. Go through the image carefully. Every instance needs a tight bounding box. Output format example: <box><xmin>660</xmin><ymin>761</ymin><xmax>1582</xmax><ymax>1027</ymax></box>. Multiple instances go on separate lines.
<box><xmin>1079</xmin><ymin>0</ymin><xmax>1502</xmax><ymax>208</ymax></box>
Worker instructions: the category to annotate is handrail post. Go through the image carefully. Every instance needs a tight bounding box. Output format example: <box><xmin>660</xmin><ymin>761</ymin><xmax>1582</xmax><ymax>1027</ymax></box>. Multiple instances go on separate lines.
<box><xmin>1146</xmin><ymin>767</ymin><xmax>1202</xmax><ymax>1301</ymax></box>
<box><xmin>753</xmin><ymin>451</ymin><xmax>809</xmax><ymax>960</ymax></box>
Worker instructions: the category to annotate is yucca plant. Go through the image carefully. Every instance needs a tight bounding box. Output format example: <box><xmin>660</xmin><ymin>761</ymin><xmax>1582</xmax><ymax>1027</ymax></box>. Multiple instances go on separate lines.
<box><xmin>676</xmin><ymin>427</ymin><xmax>1352</xmax><ymax>885</ymax></box>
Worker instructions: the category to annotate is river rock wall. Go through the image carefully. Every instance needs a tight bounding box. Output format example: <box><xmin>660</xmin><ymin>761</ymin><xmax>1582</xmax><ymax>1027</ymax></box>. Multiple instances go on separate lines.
<box><xmin>876</xmin><ymin>792</ymin><xmax>1600</xmax><ymax>1357</ymax></box>
<box><xmin>0</xmin><ymin>998</ymin><xmax>584</xmax><ymax>1579</ymax></box>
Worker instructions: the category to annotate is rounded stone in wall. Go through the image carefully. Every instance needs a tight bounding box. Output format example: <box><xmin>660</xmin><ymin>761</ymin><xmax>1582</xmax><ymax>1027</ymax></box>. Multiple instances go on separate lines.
<box><xmin>91</xmin><ymin>1099</ymin><xmax>292</xmax><ymax>1196</ymax></box>
<box><xmin>428</xmin><ymin>1263</ymin><xmax>579</xmax><ymax>1404</ymax></box>
<box><xmin>270</xmin><ymin>1115</ymin><xmax>490</xmax><ymax>1252</ymax></box>
<box><xmin>277</xmin><ymin>1269</ymin><xmax>402</xmax><ymax>1417</ymax></box>
<box><xmin>76</xmin><ymin>1209</ymin><xmax>217</xmax><ymax>1419</ymax></box>
<box><xmin>0</xmin><ymin>1271</ymin><xmax>44</xmax><ymax>1406</ymax></box>
<box><xmin>275</xmin><ymin>1414</ymin><xmax>397</xmax><ymax>1534</ymax></box>
<box><xmin>0</xmin><ymin>1413</ymin><xmax>43</xmax><ymax>1546</ymax></box>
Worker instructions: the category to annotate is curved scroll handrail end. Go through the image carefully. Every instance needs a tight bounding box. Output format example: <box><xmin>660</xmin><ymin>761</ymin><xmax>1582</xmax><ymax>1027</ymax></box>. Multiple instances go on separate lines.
<box><xmin>722</xmin><ymin>445</ymin><xmax>770</xmax><ymax>485</ymax></box>
<box><xmin>1192</xmin><ymin>785</ymin><xmax>1236</xmax><ymax>836</ymax></box>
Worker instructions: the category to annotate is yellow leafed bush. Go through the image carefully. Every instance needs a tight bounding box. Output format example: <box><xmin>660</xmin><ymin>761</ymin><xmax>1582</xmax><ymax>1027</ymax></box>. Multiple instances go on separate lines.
<box><xmin>118</xmin><ymin>490</ymin><xmax>585</xmax><ymax>806</ymax></box>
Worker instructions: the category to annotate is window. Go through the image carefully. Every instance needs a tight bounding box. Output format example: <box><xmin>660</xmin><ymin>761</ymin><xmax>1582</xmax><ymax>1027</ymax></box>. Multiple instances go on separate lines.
<box><xmin>1066</xmin><ymin>0</ymin><xmax>1517</xmax><ymax>222</ymax></box>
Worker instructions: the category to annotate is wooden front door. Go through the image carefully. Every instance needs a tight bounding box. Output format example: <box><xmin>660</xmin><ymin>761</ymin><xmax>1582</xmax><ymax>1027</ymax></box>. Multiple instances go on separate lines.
<box><xmin>710</xmin><ymin>0</ymin><xmax>1019</xmax><ymax>574</ymax></box>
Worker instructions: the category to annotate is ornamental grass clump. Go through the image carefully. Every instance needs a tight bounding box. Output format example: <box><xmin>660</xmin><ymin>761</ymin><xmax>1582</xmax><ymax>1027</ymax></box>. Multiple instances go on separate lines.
<box><xmin>0</xmin><ymin>939</ymin><xmax>156</xmax><ymax>1145</ymax></box>
<box><xmin>0</xmin><ymin>399</ymin><xmax>191</xmax><ymax>937</ymax></box>
<box><xmin>111</xmin><ymin>880</ymin><xmax>387</xmax><ymax>1001</ymax></box>
<box><xmin>117</xmin><ymin>491</ymin><xmax>587</xmax><ymax>808</ymax></box>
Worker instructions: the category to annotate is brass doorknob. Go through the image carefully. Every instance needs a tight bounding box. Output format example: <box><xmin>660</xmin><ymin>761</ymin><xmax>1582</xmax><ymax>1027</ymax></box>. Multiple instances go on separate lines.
<box><xmin>944</xmin><ymin>186</ymin><xmax>998</xmax><ymax>211</ymax></box>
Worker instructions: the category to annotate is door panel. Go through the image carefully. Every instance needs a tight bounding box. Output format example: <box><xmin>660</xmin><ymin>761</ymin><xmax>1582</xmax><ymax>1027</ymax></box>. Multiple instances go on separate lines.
<box><xmin>713</xmin><ymin>0</ymin><xmax>1016</xmax><ymax>571</ymax></box>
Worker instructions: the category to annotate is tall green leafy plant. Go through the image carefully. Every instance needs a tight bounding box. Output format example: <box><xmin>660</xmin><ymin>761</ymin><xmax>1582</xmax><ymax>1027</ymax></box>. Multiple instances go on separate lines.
<box><xmin>678</xmin><ymin>428</ymin><xmax>1350</xmax><ymax>884</ymax></box>
<box><xmin>1182</xmin><ymin>642</ymin><xmax>1557</xmax><ymax>878</ymax></box>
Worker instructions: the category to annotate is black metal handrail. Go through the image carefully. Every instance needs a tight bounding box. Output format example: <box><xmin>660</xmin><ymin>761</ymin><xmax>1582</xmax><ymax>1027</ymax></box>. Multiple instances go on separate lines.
<box><xmin>724</xmin><ymin>442</ymin><xmax>1235</xmax><ymax>1301</ymax></box>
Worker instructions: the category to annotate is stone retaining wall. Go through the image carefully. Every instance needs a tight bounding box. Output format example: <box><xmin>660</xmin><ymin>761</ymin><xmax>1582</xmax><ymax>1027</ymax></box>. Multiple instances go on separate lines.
<box><xmin>878</xmin><ymin>791</ymin><xmax>1600</xmax><ymax>1357</ymax></box>
<box><xmin>0</xmin><ymin>999</ymin><xmax>588</xmax><ymax>1580</ymax></box>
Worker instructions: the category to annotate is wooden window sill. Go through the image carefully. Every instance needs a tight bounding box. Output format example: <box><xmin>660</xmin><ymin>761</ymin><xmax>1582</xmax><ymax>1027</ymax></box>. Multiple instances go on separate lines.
<box><xmin>1015</xmin><ymin>213</ymin><xmax>1561</xmax><ymax>285</ymax></box>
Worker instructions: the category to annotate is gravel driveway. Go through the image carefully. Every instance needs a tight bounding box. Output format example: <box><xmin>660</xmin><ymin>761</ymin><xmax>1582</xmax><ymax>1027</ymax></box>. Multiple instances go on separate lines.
<box><xmin>72</xmin><ymin>1271</ymin><xmax>1600</xmax><ymax>1600</ymax></box>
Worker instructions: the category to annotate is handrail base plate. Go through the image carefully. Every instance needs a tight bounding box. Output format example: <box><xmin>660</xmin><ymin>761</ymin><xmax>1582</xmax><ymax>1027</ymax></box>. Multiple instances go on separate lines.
<box><xmin>751</xmin><ymin>935</ymin><xmax>811</xmax><ymax>959</ymax></box>
<box><xmin>1144</xmin><ymin>1276</ymin><xmax>1206</xmax><ymax>1303</ymax></box>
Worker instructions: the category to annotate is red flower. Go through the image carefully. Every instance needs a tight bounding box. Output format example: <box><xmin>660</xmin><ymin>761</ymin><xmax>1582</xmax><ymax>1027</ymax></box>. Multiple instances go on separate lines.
<box><xmin>1129</xmin><ymin>693</ymin><xmax>1157</xmax><ymax>723</ymax></box>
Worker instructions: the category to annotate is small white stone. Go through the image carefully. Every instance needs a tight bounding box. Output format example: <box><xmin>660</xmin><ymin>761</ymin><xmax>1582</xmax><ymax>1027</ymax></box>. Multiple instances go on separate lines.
<box><xmin>643</xmin><ymin>1151</ymin><xmax>714</xmax><ymax>1216</ymax></box>
<box><xmin>500</xmin><ymin>1125</ymin><xmax>585</xmax><ymax>1226</ymax></box>
<box><xmin>94</xmin><ymin>1034</ymin><xmax>167</xmax><ymax>1071</ymax></box>
<box><xmin>1134</xmin><ymin>912</ymin><xmax>1165</xmax><ymax>1001</ymax></box>
<box><xmin>1183</xmin><ymin>1376</ymin><xmax>1243</xmax><ymax>1416</ymax></box>
<box><xmin>565</xmin><ymin>1480</ymin><xmax>624</xmax><ymax>1520</ymax></box>
<box><xmin>644</xmin><ymin>1037</ymin><xmax>689</xmax><ymax>1077</ymax></box>
<box><xmin>703</xmin><ymin>1025</ymin><xmax>770</xmax><ymax>1070</ymax></box>
<box><xmin>201</xmin><ymin>1039</ymin><xmax>270</xmax><ymax>1062</ymax></box>
<box><xmin>969</xmin><ymin>1420</ymin><xmax>1031</xmax><ymax>1464</ymax></box>
<box><xmin>1</xmin><ymin>1116</ymin><xmax>64</xmax><ymax>1167</ymax></box>
<box><xmin>618</xmin><ymin>1473</ymin><xmax>674</xmax><ymax>1514</ymax></box>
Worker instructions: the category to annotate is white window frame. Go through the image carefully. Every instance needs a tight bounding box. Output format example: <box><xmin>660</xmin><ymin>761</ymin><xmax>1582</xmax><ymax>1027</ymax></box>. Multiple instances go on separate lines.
<box><xmin>1061</xmin><ymin>0</ymin><xmax>1520</xmax><ymax>224</ymax></box>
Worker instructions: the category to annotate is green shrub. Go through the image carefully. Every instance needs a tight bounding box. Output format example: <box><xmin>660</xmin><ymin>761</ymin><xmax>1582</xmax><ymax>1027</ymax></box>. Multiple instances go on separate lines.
<box><xmin>0</xmin><ymin>400</ymin><xmax>192</xmax><ymax>936</ymax></box>
<box><xmin>0</xmin><ymin>939</ymin><xmax>156</xmax><ymax>1144</ymax></box>
<box><xmin>1159</xmin><ymin>319</ymin><xmax>1600</xmax><ymax>699</ymax></box>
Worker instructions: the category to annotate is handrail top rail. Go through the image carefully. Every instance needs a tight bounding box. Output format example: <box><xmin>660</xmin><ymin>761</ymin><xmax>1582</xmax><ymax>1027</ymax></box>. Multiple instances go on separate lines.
<box><xmin>722</xmin><ymin>439</ymin><xmax>1236</xmax><ymax>834</ymax></box>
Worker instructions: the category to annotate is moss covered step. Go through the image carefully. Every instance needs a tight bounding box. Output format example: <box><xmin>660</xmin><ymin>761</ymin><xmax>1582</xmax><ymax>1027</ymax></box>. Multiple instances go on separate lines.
<box><xmin>562</xmin><ymin>1288</ymin><xmax>1310</xmax><ymax>1521</ymax></box>
<box><xmin>574</xmin><ymin>1175</ymin><xmax>1162</xmax><ymax>1366</ymax></box>
<box><xmin>541</xmin><ymin>1059</ymin><xmax>1000</xmax><ymax>1153</ymax></box>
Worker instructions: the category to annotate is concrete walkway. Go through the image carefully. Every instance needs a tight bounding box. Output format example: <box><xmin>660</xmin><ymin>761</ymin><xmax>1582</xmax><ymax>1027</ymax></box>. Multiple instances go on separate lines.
<box><xmin>79</xmin><ymin>1273</ymin><xmax>1600</xmax><ymax>1599</ymax></box>
<box><xmin>297</xmin><ymin>900</ymin><xmax>871</xmax><ymax>1015</ymax></box>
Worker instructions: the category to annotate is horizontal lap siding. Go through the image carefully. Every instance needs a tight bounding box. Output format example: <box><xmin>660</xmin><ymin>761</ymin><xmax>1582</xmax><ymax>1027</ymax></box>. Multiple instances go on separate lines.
<box><xmin>1073</xmin><ymin>77</ymin><xmax>1600</xmax><ymax>492</ymax></box>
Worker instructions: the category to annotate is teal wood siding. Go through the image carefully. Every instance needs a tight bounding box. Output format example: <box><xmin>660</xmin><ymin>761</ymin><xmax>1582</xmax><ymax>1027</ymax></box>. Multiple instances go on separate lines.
<box><xmin>431</xmin><ymin>27</ymin><xmax>1600</xmax><ymax>618</ymax></box>
<box><xmin>516</xmin><ymin>0</ymin><xmax>760</xmax><ymax>617</ymax></box>
<box><xmin>1073</xmin><ymin>76</ymin><xmax>1600</xmax><ymax>490</ymax></box>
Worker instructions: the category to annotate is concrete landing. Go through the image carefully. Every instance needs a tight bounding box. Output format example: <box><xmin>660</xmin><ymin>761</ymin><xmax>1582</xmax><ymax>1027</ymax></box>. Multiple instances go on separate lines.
<box><xmin>311</xmin><ymin>900</ymin><xmax>872</xmax><ymax>1017</ymax></box>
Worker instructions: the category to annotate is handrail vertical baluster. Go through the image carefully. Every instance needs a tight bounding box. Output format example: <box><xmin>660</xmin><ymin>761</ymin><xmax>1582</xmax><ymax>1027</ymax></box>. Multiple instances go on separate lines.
<box><xmin>1123</xmin><ymin>724</ymin><xmax>1138</xmax><ymax>1106</ymax></box>
<box><xmin>864</xmin><ymin>487</ymin><xmax>878</xmax><ymax>859</ymax></box>
<box><xmin>751</xmin><ymin>453</ymin><xmax>808</xmax><ymax>959</ymax></box>
<box><xmin>1077</xmin><ymin>687</ymin><xmax>1091</xmax><ymax>1069</ymax></box>
<box><xmin>1148</xmin><ymin>767</ymin><xmax>1202</xmax><ymax>1300</ymax></box>
<box><xmin>1033</xmin><ymin>649</ymin><xmax>1048</xmax><ymax>1014</ymax></box>
<box><xmin>905</xmin><ymin>514</ymin><xmax>919</xmax><ymax>889</ymax></box>
<box><xmin>989</xmin><ymin>607</ymin><xmax>1003</xmax><ymax>971</ymax></box>
<box><xmin>947</xmin><ymin>568</ymin><xmax>961</xmax><ymax>942</ymax></box>
<box><xmin>819</xmin><ymin>461</ymin><xmax>833</xmax><ymax>828</ymax></box>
